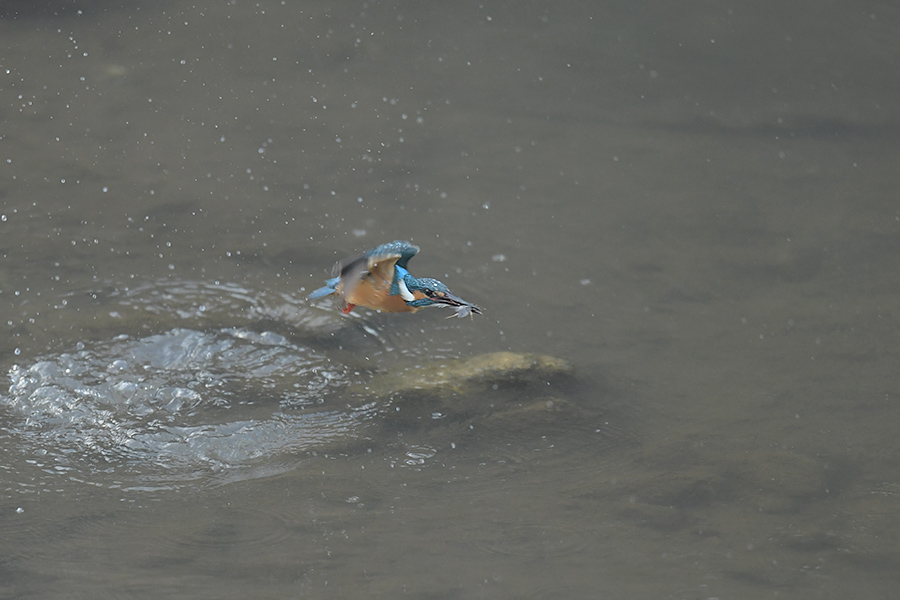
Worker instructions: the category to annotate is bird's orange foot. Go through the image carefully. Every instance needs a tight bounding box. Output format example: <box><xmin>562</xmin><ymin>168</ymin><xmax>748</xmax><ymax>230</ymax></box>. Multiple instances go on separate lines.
<box><xmin>341</xmin><ymin>302</ymin><xmax>356</xmax><ymax>314</ymax></box>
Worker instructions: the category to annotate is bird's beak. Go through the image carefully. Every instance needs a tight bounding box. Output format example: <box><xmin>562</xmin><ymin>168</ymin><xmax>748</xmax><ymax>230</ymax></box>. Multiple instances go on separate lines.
<box><xmin>432</xmin><ymin>290</ymin><xmax>483</xmax><ymax>318</ymax></box>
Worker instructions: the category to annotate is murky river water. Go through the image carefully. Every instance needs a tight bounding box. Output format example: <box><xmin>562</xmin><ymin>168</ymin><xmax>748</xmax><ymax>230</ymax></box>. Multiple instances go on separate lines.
<box><xmin>2</xmin><ymin>1</ymin><xmax>900</xmax><ymax>598</ymax></box>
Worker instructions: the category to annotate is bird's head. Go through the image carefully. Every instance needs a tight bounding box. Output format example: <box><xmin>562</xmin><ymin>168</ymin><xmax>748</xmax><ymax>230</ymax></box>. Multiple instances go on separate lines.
<box><xmin>395</xmin><ymin>271</ymin><xmax>483</xmax><ymax>318</ymax></box>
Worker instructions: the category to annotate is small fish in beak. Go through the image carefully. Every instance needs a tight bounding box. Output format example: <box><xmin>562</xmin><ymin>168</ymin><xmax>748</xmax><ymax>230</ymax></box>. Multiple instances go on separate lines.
<box><xmin>429</xmin><ymin>290</ymin><xmax>483</xmax><ymax>319</ymax></box>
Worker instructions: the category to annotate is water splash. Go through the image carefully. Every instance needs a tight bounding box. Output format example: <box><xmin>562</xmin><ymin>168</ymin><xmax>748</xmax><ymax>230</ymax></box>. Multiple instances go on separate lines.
<box><xmin>2</xmin><ymin>326</ymin><xmax>365</xmax><ymax>489</ymax></box>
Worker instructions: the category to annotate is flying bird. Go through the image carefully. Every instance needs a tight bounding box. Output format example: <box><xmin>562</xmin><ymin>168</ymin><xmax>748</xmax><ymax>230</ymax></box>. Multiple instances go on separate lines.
<box><xmin>309</xmin><ymin>240</ymin><xmax>482</xmax><ymax>318</ymax></box>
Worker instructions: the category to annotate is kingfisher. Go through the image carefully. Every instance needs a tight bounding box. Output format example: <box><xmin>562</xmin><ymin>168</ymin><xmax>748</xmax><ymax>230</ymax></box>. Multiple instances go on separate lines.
<box><xmin>309</xmin><ymin>240</ymin><xmax>482</xmax><ymax>318</ymax></box>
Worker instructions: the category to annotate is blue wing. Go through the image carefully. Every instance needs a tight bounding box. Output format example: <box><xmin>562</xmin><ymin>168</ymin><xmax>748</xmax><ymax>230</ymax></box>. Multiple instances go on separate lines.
<box><xmin>365</xmin><ymin>240</ymin><xmax>419</xmax><ymax>270</ymax></box>
<box><xmin>309</xmin><ymin>241</ymin><xmax>419</xmax><ymax>303</ymax></box>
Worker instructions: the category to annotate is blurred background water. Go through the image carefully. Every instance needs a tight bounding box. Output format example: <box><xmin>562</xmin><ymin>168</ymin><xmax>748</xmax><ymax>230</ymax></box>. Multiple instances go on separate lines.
<box><xmin>2</xmin><ymin>1</ymin><xmax>900</xmax><ymax>598</ymax></box>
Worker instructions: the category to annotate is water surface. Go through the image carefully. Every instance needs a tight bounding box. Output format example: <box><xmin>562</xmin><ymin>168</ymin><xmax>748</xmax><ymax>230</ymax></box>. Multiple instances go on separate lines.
<box><xmin>2</xmin><ymin>1</ymin><xmax>900</xmax><ymax>598</ymax></box>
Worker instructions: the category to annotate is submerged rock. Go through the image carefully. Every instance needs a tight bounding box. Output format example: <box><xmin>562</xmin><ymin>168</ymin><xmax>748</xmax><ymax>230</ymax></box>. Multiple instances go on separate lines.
<box><xmin>352</xmin><ymin>351</ymin><xmax>579</xmax><ymax>430</ymax></box>
<box><xmin>360</xmin><ymin>351</ymin><xmax>573</xmax><ymax>398</ymax></box>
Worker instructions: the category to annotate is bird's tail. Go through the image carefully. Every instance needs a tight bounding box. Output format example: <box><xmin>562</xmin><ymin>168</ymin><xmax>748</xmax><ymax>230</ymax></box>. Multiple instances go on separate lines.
<box><xmin>308</xmin><ymin>277</ymin><xmax>340</xmax><ymax>299</ymax></box>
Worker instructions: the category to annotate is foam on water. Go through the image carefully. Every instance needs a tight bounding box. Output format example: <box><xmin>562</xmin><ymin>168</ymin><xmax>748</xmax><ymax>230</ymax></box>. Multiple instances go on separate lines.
<box><xmin>2</xmin><ymin>326</ymin><xmax>367</xmax><ymax>488</ymax></box>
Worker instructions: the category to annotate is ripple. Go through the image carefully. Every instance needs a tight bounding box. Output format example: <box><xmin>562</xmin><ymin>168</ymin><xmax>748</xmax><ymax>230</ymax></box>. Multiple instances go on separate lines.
<box><xmin>2</xmin><ymin>327</ymin><xmax>364</xmax><ymax>489</ymax></box>
<box><xmin>80</xmin><ymin>279</ymin><xmax>349</xmax><ymax>338</ymax></box>
<box><xmin>150</xmin><ymin>504</ymin><xmax>302</xmax><ymax>551</ymax></box>
<box><xmin>467</xmin><ymin>518</ymin><xmax>589</xmax><ymax>558</ymax></box>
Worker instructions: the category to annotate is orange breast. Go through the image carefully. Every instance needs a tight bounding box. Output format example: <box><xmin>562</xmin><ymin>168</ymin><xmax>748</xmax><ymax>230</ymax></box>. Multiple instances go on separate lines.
<box><xmin>345</xmin><ymin>278</ymin><xmax>417</xmax><ymax>313</ymax></box>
